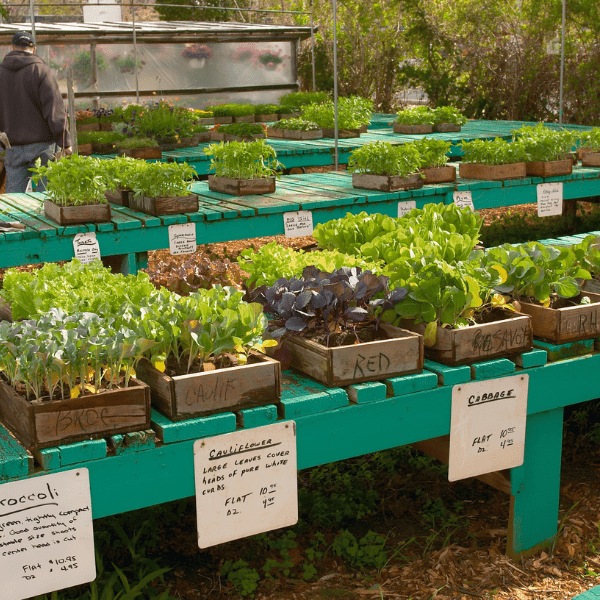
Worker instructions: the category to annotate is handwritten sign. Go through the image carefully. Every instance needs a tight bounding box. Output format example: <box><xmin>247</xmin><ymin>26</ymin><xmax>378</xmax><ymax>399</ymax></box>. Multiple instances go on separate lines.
<box><xmin>449</xmin><ymin>374</ymin><xmax>528</xmax><ymax>481</ymax></box>
<box><xmin>73</xmin><ymin>233</ymin><xmax>101</xmax><ymax>265</ymax></box>
<box><xmin>169</xmin><ymin>223</ymin><xmax>197</xmax><ymax>255</ymax></box>
<box><xmin>1</xmin><ymin>469</ymin><xmax>95</xmax><ymax>600</ymax></box>
<box><xmin>453</xmin><ymin>191</ymin><xmax>474</xmax><ymax>210</ymax></box>
<box><xmin>194</xmin><ymin>422</ymin><xmax>298</xmax><ymax>548</ymax></box>
<box><xmin>284</xmin><ymin>211</ymin><xmax>313</xmax><ymax>238</ymax></box>
<box><xmin>537</xmin><ymin>182</ymin><xmax>563</xmax><ymax>217</ymax></box>
<box><xmin>398</xmin><ymin>201</ymin><xmax>416</xmax><ymax>218</ymax></box>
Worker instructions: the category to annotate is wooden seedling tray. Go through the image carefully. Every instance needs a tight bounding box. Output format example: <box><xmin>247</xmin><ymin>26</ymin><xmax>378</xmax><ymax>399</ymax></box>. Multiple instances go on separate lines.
<box><xmin>91</xmin><ymin>142</ymin><xmax>116</xmax><ymax>155</ymax></box>
<box><xmin>266</xmin><ymin>128</ymin><xmax>284</xmax><ymax>138</ymax></box>
<box><xmin>192</xmin><ymin>131</ymin><xmax>211</xmax><ymax>144</ymax></box>
<box><xmin>284</xmin><ymin>129</ymin><xmax>323</xmax><ymax>140</ymax></box>
<box><xmin>283</xmin><ymin>322</ymin><xmax>423</xmax><ymax>388</ymax></box>
<box><xmin>255</xmin><ymin>114</ymin><xmax>279</xmax><ymax>122</ymax></box>
<box><xmin>44</xmin><ymin>198</ymin><xmax>111</xmax><ymax>225</ymax></box>
<box><xmin>577</xmin><ymin>147</ymin><xmax>594</xmax><ymax>160</ymax></box>
<box><xmin>78</xmin><ymin>143</ymin><xmax>93</xmax><ymax>156</ymax></box>
<box><xmin>105</xmin><ymin>188</ymin><xmax>133</xmax><ymax>207</ymax></box>
<box><xmin>393</xmin><ymin>123</ymin><xmax>433</xmax><ymax>134</ymax></box>
<box><xmin>401</xmin><ymin>309</ymin><xmax>533</xmax><ymax>366</ymax></box>
<box><xmin>210</xmin><ymin>132</ymin><xmax>265</xmax><ymax>142</ymax></box>
<box><xmin>459</xmin><ymin>162</ymin><xmax>527</xmax><ymax>181</ymax></box>
<box><xmin>208</xmin><ymin>175</ymin><xmax>276</xmax><ymax>196</ymax></box>
<box><xmin>213</xmin><ymin>116</ymin><xmax>233</xmax><ymax>124</ymax></box>
<box><xmin>433</xmin><ymin>123</ymin><xmax>462</xmax><ymax>133</ymax></box>
<box><xmin>322</xmin><ymin>128</ymin><xmax>361</xmax><ymax>138</ymax></box>
<box><xmin>525</xmin><ymin>159</ymin><xmax>573</xmax><ymax>177</ymax></box>
<box><xmin>518</xmin><ymin>292</ymin><xmax>600</xmax><ymax>344</ymax></box>
<box><xmin>233</xmin><ymin>115</ymin><xmax>255</xmax><ymax>122</ymax></box>
<box><xmin>159</xmin><ymin>137</ymin><xmax>196</xmax><ymax>151</ymax></box>
<box><xmin>0</xmin><ymin>377</ymin><xmax>151</xmax><ymax>450</ymax></box>
<box><xmin>129</xmin><ymin>193</ymin><xmax>199</xmax><ymax>216</ymax></box>
<box><xmin>134</xmin><ymin>354</ymin><xmax>281</xmax><ymax>421</ymax></box>
<box><xmin>77</xmin><ymin>122</ymin><xmax>100</xmax><ymax>132</ymax></box>
<box><xmin>278</xmin><ymin>112</ymin><xmax>299</xmax><ymax>120</ymax></box>
<box><xmin>582</xmin><ymin>152</ymin><xmax>600</xmax><ymax>167</ymax></box>
<box><xmin>352</xmin><ymin>172</ymin><xmax>424</xmax><ymax>192</ymax></box>
<box><xmin>421</xmin><ymin>165</ymin><xmax>457</xmax><ymax>184</ymax></box>
<box><xmin>117</xmin><ymin>147</ymin><xmax>162</xmax><ymax>160</ymax></box>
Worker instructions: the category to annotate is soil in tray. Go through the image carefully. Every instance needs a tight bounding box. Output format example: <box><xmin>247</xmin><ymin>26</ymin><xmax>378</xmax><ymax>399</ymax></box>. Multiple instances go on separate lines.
<box><xmin>518</xmin><ymin>295</ymin><xmax>592</xmax><ymax>310</ymax></box>
<box><xmin>306</xmin><ymin>325</ymin><xmax>389</xmax><ymax>348</ymax></box>
<box><xmin>163</xmin><ymin>352</ymin><xmax>262</xmax><ymax>377</ymax></box>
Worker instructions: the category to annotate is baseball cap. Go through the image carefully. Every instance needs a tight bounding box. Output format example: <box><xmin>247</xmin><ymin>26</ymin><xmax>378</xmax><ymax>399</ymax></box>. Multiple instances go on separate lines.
<box><xmin>11</xmin><ymin>31</ymin><xmax>35</xmax><ymax>48</ymax></box>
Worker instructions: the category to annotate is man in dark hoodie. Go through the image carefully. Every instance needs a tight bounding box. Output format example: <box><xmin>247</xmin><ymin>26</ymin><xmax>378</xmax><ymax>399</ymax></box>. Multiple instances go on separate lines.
<box><xmin>0</xmin><ymin>31</ymin><xmax>72</xmax><ymax>193</ymax></box>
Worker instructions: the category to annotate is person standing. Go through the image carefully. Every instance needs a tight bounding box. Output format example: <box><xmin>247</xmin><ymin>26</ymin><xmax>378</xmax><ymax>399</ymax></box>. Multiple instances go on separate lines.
<box><xmin>0</xmin><ymin>31</ymin><xmax>72</xmax><ymax>193</ymax></box>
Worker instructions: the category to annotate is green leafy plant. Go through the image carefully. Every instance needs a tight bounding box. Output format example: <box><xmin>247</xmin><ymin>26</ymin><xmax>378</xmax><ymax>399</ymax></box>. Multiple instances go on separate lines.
<box><xmin>204</xmin><ymin>139</ymin><xmax>283</xmax><ymax>179</ymax></box>
<box><xmin>331</xmin><ymin>530</ymin><xmax>388</xmax><ymax>569</ymax></box>
<box><xmin>269</xmin><ymin>118</ymin><xmax>320</xmax><ymax>131</ymax></box>
<box><xmin>71</xmin><ymin>49</ymin><xmax>108</xmax><ymax>85</ymax></box>
<box><xmin>413</xmin><ymin>138</ymin><xmax>453</xmax><ymax>168</ymax></box>
<box><xmin>113</xmin><ymin>55</ymin><xmax>143</xmax><ymax>74</ymax></box>
<box><xmin>132</xmin><ymin>101</ymin><xmax>194</xmax><ymax>142</ymax></box>
<box><xmin>578</xmin><ymin>128</ymin><xmax>600</xmax><ymax>151</ymax></box>
<box><xmin>300</xmin><ymin>97</ymin><xmax>365</xmax><ymax>129</ymax></box>
<box><xmin>344</xmin><ymin>95</ymin><xmax>374</xmax><ymax>126</ymax></box>
<box><xmin>115</xmin><ymin>137</ymin><xmax>159</xmax><ymax>149</ymax></box>
<box><xmin>253</xmin><ymin>103</ymin><xmax>280</xmax><ymax>116</ymax></box>
<box><xmin>238</xmin><ymin>241</ymin><xmax>382</xmax><ymax>288</ymax></box>
<box><xmin>130</xmin><ymin>161</ymin><xmax>197</xmax><ymax>198</ymax></box>
<box><xmin>220</xmin><ymin>560</ymin><xmax>260</xmax><ymax>597</ymax></box>
<box><xmin>279</xmin><ymin>91</ymin><xmax>329</xmax><ymax>111</ymax></box>
<box><xmin>209</xmin><ymin>103</ymin><xmax>255</xmax><ymax>117</ymax></box>
<box><xmin>191</xmin><ymin>123</ymin><xmax>210</xmax><ymax>134</ymax></box>
<box><xmin>31</xmin><ymin>155</ymin><xmax>111</xmax><ymax>206</ymax></box>
<box><xmin>348</xmin><ymin>141</ymin><xmax>422</xmax><ymax>177</ymax></box>
<box><xmin>217</xmin><ymin>122</ymin><xmax>265</xmax><ymax>137</ymax></box>
<box><xmin>394</xmin><ymin>106</ymin><xmax>435</xmax><ymax>126</ymax></box>
<box><xmin>460</xmin><ymin>137</ymin><xmax>531</xmax><ymax>165</ymax></box>
<box><xmin>432</xmin><ymin>106</ymin><xmax>468</xmax><ymax>126</ymax></box>
<box><xmin>511</xmin><ymin>123</ymin><xmax>578</xmax><ymax>162</ymax></box>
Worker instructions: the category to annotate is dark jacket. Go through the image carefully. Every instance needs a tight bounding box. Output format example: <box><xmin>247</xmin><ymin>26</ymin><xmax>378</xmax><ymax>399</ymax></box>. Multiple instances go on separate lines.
<box><xmin>0</xmin><ymin>50</ymin><xmax>71</xmax><ymax>148</ymax></box>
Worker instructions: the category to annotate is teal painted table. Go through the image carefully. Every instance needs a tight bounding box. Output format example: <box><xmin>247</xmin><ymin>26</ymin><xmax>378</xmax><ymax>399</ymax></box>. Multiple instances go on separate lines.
<box><xmin>574</xmin><ymin>587</ymin><xmax>600</xmax><ymax>599</ymax></box>
<box><xmin>2</xmin><ymin>166</ymin><xmax>600</xmax><ymax>272</ymax></box>
<box><xmin>0</xmin><ymin>336</ymin><xmax>598</xmax><ymax>560</ymax></box>
<box><xmin>156</xmin><ymin>118</ymin><xmax>593</xmax><ymax>174</ymax></box>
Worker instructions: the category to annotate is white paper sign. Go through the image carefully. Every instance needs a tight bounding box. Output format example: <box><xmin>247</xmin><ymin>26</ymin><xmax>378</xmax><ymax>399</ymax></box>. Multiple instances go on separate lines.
<box><xmin>449</xmin><ymin>374</ymin><xmax>528</xmax><ymax>481</ymax></box>
<box><xmin>168</xmin><ymin>223</ymin><xmax>197</xmax><ymax>255</ymax></box>
<box><xmin>398</xmin><ymin>200</ymin><xmax>416</xmax><ymax>217</ymax></box>
<box><xmin>537</xmin><ymin>182</ymin><xmax>563</xmax><ymax>217</ymax></box>
<box><xmin>453</xmin><ymin>190</ymin><xmax>475</xmax><ymax>210</ymax></box>
<box><xmin>1</xmin><ymin>469</ymin><xmax>95</xmax><ymax>600</ymax></box>
<box><xmin>194</xmin><ymin>422</ymin><xmax>298</xmax><ymax>548</ymax></box>
<box><xmin>284</xmin><ymin>211</ymin><xmax>314</xmax><ymax>238</ymax></box>
<box><xmin>73</xmin><ymin>233</ymin><xmax>101</xmax><ymax>265</ymax></box>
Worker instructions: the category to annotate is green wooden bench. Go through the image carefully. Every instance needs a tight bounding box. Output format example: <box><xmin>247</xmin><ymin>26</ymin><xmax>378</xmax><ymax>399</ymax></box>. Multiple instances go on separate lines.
<box><xmin>1</xmin><ymin>166</ymin><xmax>600</xmax><ymax>274</ymax></box>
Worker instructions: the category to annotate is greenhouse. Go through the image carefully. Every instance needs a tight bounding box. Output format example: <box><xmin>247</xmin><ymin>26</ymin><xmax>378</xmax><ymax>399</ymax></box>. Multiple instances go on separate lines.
<box><xmin>0</xmin><ymin>20</ymin><xmax>313</xmax><ymax>108</ymax></box>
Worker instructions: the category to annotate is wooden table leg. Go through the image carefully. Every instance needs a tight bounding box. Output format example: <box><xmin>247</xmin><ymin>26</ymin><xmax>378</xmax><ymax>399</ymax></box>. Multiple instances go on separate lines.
<box><xmin>506</xmin><ymin>407</ymin><xmax>564</xmax><ymax>559</ymax></box>
<box><xmin>101</xmin><ymin>251</ymin><xmax>149</xmax><ymax>275</ymax></box>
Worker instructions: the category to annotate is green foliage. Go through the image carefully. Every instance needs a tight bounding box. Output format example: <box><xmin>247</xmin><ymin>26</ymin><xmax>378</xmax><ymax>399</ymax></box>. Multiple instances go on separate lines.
<box><xmin>413</xmin><ymin>138</ymin><xmax>452</xmax><ymax>168</ymax></box>
<box><xmin>130</xmin><ymin>161</ymin><xmax>197</xmax><ymax>198</ymax></box>
<box><xmin>511</xmin><ymin>123</ymin><xmax>578</xmax><ymax>162</ymax></box>
<box><xmin>331</xmin><ymin>530</ymin><xmax>388</xmax><ymax>569</ymax></box>
<box><xmin>31</xmin><ymin>155</ymin><xmax>111</xmax><ymax>206</ymax></box>
<box><xmin>300</xmin><ymin>98</ymin><xmax>365</xmax><ymax>129</ymax></box>
<box><xmin>269</xmin><ymin>118</ymin><xmax>320</xmax><ymax>131</ymax></box>
<box><xmin>154</xmin><ymin>0</ymin><xmax>251</xmax><ymax>21</ymax></box>
<box><xmin>238</xmin><ymin>241</ymin><xmax>382</xmax><ymax>288</ymax></box>
<box><xmin>71</xmin><ymin>50</ymin><xmax>108</xmax><ymax>84</ymax></box>
<box><xmin>132</xmin><ymin>101</ymin><xmax>194</xmax><ymax>141</ymax></box>
<box><xmin>395</xmin><ymin>106</ymin><xmax>435</xmax><ymax>126</ymax></box>
<box><xmin>217</xmin><ymin>122</ymin><xmax>265</xmax><ymax>136</ymax></box>
<box><xmin>279</xmin><ymin>91</ymin><xmax>329</xmax><ymax>111</ymax></box>
<box><xmin>348</xmin><ymin>141</ymin><xmax>422</xmax><ymax>177</ymax></box>
<box><xmin>209</xmin><ymin>103</ymin><xmax>255</xmax><ymax>117</ymax></box>
<box><xmin>115</xmin><ymin>137</ymin><xmax>159</xmax><ymax>149</ymax></box>
<box><xmin>477</xmin><ymin>242</ymin><xmax>590</xmax><ymax>304</ymax></box>
<box><xmin>220</xmin><ymin>560</ymin><xmax>260</xmax><ymax>597</ymax></box>
<box><xmin>2</xmin><ymin>259</ymin><xmax>156</xmax><ymax>321</ymax></box>
<box><xmin>204</xmin><ymin>139</ymin><xmax>283</xmax><ymax>179</ymax></box>
<box><xmin>252</xmin><ymin>103</ymin><xmax>280</xmax><ymax>115</ymax></box>
<box><xmin>579</xmin><ymin>128</ymin><xmax>600</xmax><ymax>151</ymax></box>
<box><xmin>460</xmin><ymin>137</ymin><xmax>531</xmax><ymax>165</ymax></box>
<box><xmin>432</xmin><ymin>106</ymin><xmax>468</xmax><ymax>125</ymax></box>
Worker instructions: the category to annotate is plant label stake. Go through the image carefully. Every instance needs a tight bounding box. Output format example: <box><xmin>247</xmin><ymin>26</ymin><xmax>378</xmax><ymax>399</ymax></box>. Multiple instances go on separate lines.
<box><xmin>449</xmin><ymin>374</ymin><xmax>528</xmax><ymax>481</ymax></box>
<box><xmin>537</xmin><ymin>182</ymin><xmax>563</xmax><ymax>217</ymax></box>
<box><xmin>194</xmin><ymin>422</ymin><xmax>298</xmax><ymax>548</ymax></box>
<box><xmin>398</xmin><ymin>200</ymin><xmax>416</xmax><ymax>217</ymax></box>
<box><xmin>1</xmin><ymin>469</ymin><xmax>95</xmax><ymax>600</ymax></box>
<box><xmin>453</xmin><ymin>190</ymin><xmax>475</xmax><ymax>211</ymax></box>
<box><xmin>73</xmin><ymin>232</ymin><xmax>101</xmax><ymax>265</ymax></box>
<box><xmin>168</xmin><ymin>223</ymin><xmax>196</xmax><ymax>255</ymax></box>
<box><xmin>284</xmin><ymin>210</ymin><xmax>313</xmax><ymax>238</ymax></box>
